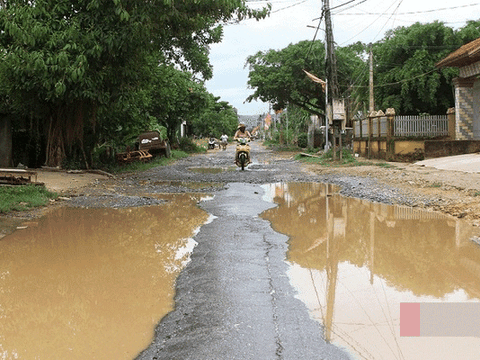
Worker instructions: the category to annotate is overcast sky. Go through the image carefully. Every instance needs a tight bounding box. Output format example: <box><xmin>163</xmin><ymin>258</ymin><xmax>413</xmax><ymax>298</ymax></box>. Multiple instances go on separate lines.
<box><xmin>204</xmin><ymin>0</ymin><xmax>480</xmax><ymax>115</ymax></box>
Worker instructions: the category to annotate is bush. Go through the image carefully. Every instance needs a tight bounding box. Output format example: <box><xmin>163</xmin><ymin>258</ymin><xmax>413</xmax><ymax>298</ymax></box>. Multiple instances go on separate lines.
<box><xmin>178</xmin><ymin>137</ymin><xmax>206</xmax><ymax>153</ymax></box>
<box><xmin>297</xmin><ymin>133</ymin><xmax>308</xmax><ymax>148</ymax></box>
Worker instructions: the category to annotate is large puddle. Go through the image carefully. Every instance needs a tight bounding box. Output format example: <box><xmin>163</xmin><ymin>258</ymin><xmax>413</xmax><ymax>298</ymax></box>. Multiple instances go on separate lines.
<box><xmin>0</xmin><ymin>195</ymin><xmax>209</xmax><ymax>360</ymax></box>
<box><xmin>262</xmin><ymin>183</ymin><xmax>480</xmax><ymax>360</ymax></box>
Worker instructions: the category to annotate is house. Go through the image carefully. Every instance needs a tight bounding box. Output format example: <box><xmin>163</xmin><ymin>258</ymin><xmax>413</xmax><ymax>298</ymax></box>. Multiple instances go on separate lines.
<box><xmin>436</xmin><ymin>37</ymin><xmax>480</xmax><ymax>140</ymax></box>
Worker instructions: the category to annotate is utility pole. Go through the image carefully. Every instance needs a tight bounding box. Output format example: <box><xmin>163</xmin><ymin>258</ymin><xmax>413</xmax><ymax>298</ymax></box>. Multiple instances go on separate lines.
<box><xmin>323</xmin><ymin>0</ymin><xmax>338</xmax><ymax>99</ymax></box>
<box><xmin>322</xmin><ymin>0</ymin><xmax>338</xmax><ymax>151</ymax></box>
<box><xmin>369</xmin><ymin>43</ymin><xmax>374</xmax><ymax>113</ymax></box>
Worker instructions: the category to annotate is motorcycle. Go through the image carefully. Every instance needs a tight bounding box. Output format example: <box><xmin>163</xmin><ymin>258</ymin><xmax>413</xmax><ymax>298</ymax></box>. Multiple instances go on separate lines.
<box><xmin>220</xmin><ymin>135</ymin><xmax>228</xmax><ymax>150</ymax></box>
<box><xmin>208</xmin><ymin>138</ymin><xmax>216</xmax><ymax>150</ymax></box>
<box><xmin>235</xmin><ymin>138</ymin><xmax>251</xmax><ymax>170</ymax></box>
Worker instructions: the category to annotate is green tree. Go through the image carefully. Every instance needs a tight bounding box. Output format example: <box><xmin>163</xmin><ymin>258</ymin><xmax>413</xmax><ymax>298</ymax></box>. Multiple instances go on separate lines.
<box><xmin>245</xmin><ymin>40</ymin><xmax>326</xmax><ymax>117</ymax></box>
<box><xmin>373</xmin><ymin>21</ymin><xmax>459</xmax><ymax>115</ymax></box>
<box><xmin>190</xmin><ymin>94</ymin><xmax>238</xmax><ymax>138</ymax></box>
<box><xmin>245</xmin><ymin>40</ymin><xmax>367</xmax><ymax>119</ymax></box>
<box><xmin>149</xmin><ymin>64</ymin><xmax>211</xmax><ymax>143</ymax></box>
<box><xmin>456</xmin><ymin>20</ymin><xmax>480</xmax><ymax>44</ymax></box>
<box><xmin>0</xmin><ymin>0</ymin><xmax>270</xmax><ymax>167</ymax></box>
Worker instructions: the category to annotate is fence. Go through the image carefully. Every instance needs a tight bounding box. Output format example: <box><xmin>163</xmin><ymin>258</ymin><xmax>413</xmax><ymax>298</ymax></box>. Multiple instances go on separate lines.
<box><xmin>352</xmin><ymin>108</ymin><xmax>456</xmax><ymax>160</ymax></box>
<box><xmin>395</xmin><ymin>115</ymin><xmax>449</xmax><ymax>137</ymax></box>
<box><xmin>354</xmin><ymin>112</ymin><xmax>450</xmax><ymax>139</ymax></box>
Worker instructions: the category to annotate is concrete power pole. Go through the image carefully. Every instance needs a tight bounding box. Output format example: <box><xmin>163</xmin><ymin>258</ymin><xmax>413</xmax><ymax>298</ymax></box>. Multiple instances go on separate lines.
<box><xmin>322</xmin><ymin>0</ymin><xmax>339</xmax><ymax>151</ymax></box>
<box><xmin>323</xmin><ymin>0</ymin><xmax>338</xmax><ymax>99</ymax></box>
<box><xmin>369</xmin><ymin>44</ymin><xmax>375</xmax><ymax>113</ymax></box>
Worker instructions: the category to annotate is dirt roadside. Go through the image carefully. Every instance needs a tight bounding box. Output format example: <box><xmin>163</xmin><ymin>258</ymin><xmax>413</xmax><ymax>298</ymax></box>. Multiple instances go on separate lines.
<box><xmin>2</xmin><ymin>154</ymin><xmax>480</xmax><ymax>227</ymax></box>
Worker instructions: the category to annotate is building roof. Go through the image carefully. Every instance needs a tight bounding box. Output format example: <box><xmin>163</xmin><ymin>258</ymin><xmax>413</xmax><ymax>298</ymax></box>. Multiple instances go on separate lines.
<box><xmin>436</xmin><ymin>37</ymin><xmax>480</xmax><ymax>68</ymax></box>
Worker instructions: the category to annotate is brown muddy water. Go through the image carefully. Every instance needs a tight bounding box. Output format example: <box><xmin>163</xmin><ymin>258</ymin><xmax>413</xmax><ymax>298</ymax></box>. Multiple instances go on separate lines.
<box><xmin>0</xmin><ymin>194</ymin><xmax>210</xmax><ymax>360</ymax></box>
<box><xmin>262</xmin><ymin>183</ymin><xmax>480</xmax><ymax>360</ymax></box>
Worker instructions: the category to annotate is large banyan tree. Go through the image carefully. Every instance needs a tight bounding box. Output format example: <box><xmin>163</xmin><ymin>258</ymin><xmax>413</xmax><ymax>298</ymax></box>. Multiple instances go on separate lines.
<box><xmin>0</xmin><ymin>0</ymin><xmax>269</xmax><ymax>167</ymax></box>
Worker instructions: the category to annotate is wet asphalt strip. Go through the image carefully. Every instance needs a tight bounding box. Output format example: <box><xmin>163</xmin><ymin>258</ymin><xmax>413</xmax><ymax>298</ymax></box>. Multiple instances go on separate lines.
<box><xmin>135</xmin><ymin>183</ymin><xmax>351</xmax><ymax>360</ymax></box>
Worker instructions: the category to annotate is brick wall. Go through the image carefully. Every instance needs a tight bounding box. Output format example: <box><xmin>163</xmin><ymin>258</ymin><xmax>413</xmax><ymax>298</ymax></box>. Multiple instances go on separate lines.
<box><xmin>454</xmin><ymin>77</ymin><xmax>476</xmax><ymax>140</ymax></box>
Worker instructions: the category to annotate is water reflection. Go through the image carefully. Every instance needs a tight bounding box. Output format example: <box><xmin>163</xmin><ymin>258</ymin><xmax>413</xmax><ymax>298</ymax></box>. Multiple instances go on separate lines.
<box><xmin>262</xmin><ymin>183</ymin><xmax>480</xmax><ymax>360</ymax></box>
<box><xmin>0</xmin><ymin>195</ymin><xmax>209</xmax><ymax>360</ymax></box>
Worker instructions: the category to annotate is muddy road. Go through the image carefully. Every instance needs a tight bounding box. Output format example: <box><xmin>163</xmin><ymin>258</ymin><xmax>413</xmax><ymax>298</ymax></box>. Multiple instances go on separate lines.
<box><xmin>129</xmin><ymin>142</ymin><xmax>352</xmax><ymax>359</ymax></box>
<box><xmin>3</xmin><ymin>141</ymin><xmax>480</xmax><ymax>359</ymax></box>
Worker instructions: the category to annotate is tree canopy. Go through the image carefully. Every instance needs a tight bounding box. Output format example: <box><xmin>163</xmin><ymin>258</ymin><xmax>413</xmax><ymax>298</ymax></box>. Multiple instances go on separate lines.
<box><xmin>373</xmin><ymin>21</ymin><xmax>459</xmax><ymax>114</ymax></box>
<box><xmin>245</xmin><ymin>20</ymin><xmax>480</xmax><ymax>121</ymax></box>
<box><xmin>189</xmin><ymin>94</ymin><xmax>239</xmax><ymax>138</ymax></box>
<box><xmin>0</xmin><ymin>0</ymin><xmax>270</xmax><ymax>167</ymax></box>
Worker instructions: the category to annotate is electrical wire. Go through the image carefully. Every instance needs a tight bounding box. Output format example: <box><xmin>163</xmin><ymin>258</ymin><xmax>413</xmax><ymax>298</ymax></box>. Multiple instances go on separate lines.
<box><xmin>313</xmin><ymin>0</ymin><xmax>366</xmax><ymax>20</ymax></box>
<box><xmin>305</xmin><ymin>11</ymin><xmax>324</xmax><ymax>60</ymax></box>
<box><xmin>350</xmin><ymin>67</ymin><xmax>439</xmax><ymax>89</ymax></box>
<box><xmin>371</xmin><ymin>0</ymin><xmax>404</xmax><ymax>42</ymax></box>
<box><xmin>339</xmin><ymin>0</ymin><xmax>402</xmax><ymax>45</ymax></box>
<box><xmin>271</xmin><ymin>0</ymin><xmax>309</xmax><ymax>14</ymax></box>
<box><xmin>336</xmin><ymin>2</ymin><xmax>480</xmax><ymax>16</ymax></box>
<box><xmin>226</xmin><ymin>0</ymin><xmax>310</xmax><ymax>24</ymax></box>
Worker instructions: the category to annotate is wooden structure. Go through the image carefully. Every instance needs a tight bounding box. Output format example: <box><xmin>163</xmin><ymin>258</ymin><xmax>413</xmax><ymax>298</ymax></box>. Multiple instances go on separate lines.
<box><xmin>0</xmin><ymin>168</ymin><xmax>38</xmax><ymax>185</ymax></box>
<box><xmin>138</xmin><ymin>131</ymin><xmax>171</xmax><ymax>158</ymax></box>
<box><xmin>115</xmin><ymin>149</ymin><xmax>152</xmax><ymax>165</ymax></box>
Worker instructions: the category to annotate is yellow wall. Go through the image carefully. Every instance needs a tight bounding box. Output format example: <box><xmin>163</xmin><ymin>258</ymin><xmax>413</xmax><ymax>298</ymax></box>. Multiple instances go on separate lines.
<box><xmin>394</xmin><ymin>141</ymin><xmax>424</xmax><ymax>155</ymax></box>
<box><xmin>353</xmin><ymin>140</ymin><xmax>425</xmax><ymax>159</ymax></box>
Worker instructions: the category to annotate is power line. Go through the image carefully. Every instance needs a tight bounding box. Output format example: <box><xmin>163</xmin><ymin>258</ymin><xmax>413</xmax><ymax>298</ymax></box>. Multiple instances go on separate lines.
<box><xmin>371</xmin><ymin>0</ymin><xmax>404</xmax><ymax>42</ymax></box>
<box><xmin>331</xmin><ymin>0</ymin><xmax>368</xmax><ymax>15</ymax></box>
<box><xmin>351</xmin><ymin>67</ymin><xmax>439</xmax><ymax>89</ymax></box>
<box><xmin>306</xmin><ymin>12</ymin><xmax>324</xmax><ymax>60</ymax></box>
<box><xmin>339</xmin><ymin>0</ymin><xmax>401</xmax><ymax>45</ymax></box>
<box><xmin>336</xmin><ymin>2</ymin><xmax>480</xmax><ymax>16</ymax></box>
<box><xmin>226</xmin><ymin>0</ymin><xmax>310</xmax><ymax>24</ymax></box>
<box><xmin>271</xmin><ymin>0</ymin><xmax>309</xmax><ymax>14</ymax></box>
<box><xmin>313</xmin><ymin>0</ymin><xmax>366</xmax><ymax>20</ymax></box>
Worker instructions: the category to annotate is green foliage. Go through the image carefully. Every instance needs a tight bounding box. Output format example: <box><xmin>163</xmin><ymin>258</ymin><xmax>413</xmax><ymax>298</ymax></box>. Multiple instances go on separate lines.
<box><xmin>0</xmin><ymin>185</ymin><xmax>58</xmax><ymax>213</ymax></box>
<box><xmin>246</xmin><ymin>41</ymin><xmax>366</xmax><ymax>118</ymax></box>
<box><xmin>246</xmin><ymin>40</ymin><xmax>326</xmax><ymax>117</ymax></box>
<box><xmin>189</xmin><ymin>93</ymin><xmax>238</xmax><ymax>138</ymax></box>
<box><xmin>0</xmin><ymin>0</ymin><xmax>270</xmax><ymax>167</ymax></box>
<box><xmin>296</xmin><ymin>149</ymin><xmax>358</xmax><ymax>166</ymax></box>
<box><xmin>297</xmin><ymin>133</ymin><xmax>308</xmax><ymax>148</ymax></box>
<box><xmin>148</xmin><ymin>64</ymin><xmax>209</xmax><ymax>142</ymax></box>
<box><xmin>178</xmin><ymin>137</ymin><xmax>207</xmax><ymax>153</ymax></box>
<box><xmin>373</xmin><ymin>21</ymin><xmax>459</xmax><ymax>114</ymax></box>
<box><xmin>374</xmin><ymin>162</ymin><xmax>396</xmax><ymax>169</ymax></box>
<box><xmin>246</xmin><ymin>21</ymin><xmax>478</xmax><ymax>121</ymax></box>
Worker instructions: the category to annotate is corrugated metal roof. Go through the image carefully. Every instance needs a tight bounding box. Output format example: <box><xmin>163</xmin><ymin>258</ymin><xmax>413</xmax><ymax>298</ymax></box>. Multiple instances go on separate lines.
<box><xmin>436</xmin><ymin>37</ymin><xmax>480</xmax><ymax>68</ymax></box>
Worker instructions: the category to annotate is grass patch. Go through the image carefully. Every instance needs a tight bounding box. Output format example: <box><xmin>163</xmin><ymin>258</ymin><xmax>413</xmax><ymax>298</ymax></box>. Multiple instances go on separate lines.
<box><xmin>374</xmin><ymin>162</ymin><xmax>397</xmax><ymax>169</ymax></box>
<box><xmin>296</xmin><ymin>149</ymin><xmax>402</xmax><ymax>169</ymax></box>
<box><xmin>296</xmin><ymin>149</ymin><xmax>361</xmax><ymax>167</ymax></box>
<box><xmin>0</xmin><ymin>185</ymin><xmax>58</xmax><ymax>213</ymax></box>
<box><xmin>428</xmin><ymin>182</ymin><xmax>442</xmax><ymax>188</ymax></box>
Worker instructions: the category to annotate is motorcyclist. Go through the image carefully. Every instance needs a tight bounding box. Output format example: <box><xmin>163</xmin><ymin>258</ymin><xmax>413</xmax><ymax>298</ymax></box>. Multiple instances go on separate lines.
<box><xmin>234</xmin><ymin>124</ymin><xmax>251</xmax><ymax>140</ymax></box>
<box><xmin>233</xmin><ymin>124</ymin><xmax>251</xmax><ymax>169</ymax></box>
<box><xmin>220</xmin><ymin>134</ymin><xmax>228</xmax><ymax>150</ymax></box>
